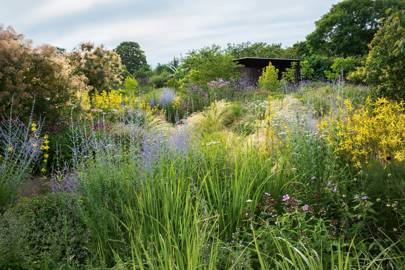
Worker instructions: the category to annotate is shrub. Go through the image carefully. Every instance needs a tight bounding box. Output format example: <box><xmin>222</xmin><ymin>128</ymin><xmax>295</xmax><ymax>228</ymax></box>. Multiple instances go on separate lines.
<box><xmin>325</xmin><ymin>56</ymin><xmax>359</xmax><ymax>81</ymax></box>
<box><xmin>258</xmin><ymin>63</ymin><xmax>280</xmax><ymax>92</ymax></box>
<box><xmin>0</xmin><ymin>193</ymin><xmax>90</xmax><ymax>269</ymax></box>
<box><xmin>363</xmin><ymin>11</ymin><xmax>405</xmax><ymax>100</ymax></box>
<box><xmin>92</xmin><ymin>90</ymin><xmax>129</xmax><ymax>113</ymax></box>
<box><xmin>281</xmin><ymin>62</ymin><xmax>298</xmax><ymax>84</ymax></box>
<box><xmin>318</xmin><ymin>97</ymin><xmax>405</xmax><ymax>168</ymax></box>
<box><xmin>150</xmin><ymin>70</ymin><xmax>172</xmax><ymax>88</ymax></box>
<box><xmin>69</xmin><ymin>43</ymin><xmax>124</xmax><ymax>93</ymax></box>
<box><xmin>0</xmin><ymin>27</ymin><xmax>87</xmax><ymax>126</ymax></box>
<box><xmin>180</xmin><ymin>45</ymin><xmax>240</xmax><ymax>88</ymax></box>
<box><xmin>300</xmin><ymin>54</ymin><xmax>333</xmax><ymax>80</ymax></box>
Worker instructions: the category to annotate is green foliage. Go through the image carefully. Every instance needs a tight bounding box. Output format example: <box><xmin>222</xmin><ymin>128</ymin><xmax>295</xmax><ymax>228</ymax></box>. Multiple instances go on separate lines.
<box><xmin>0</xmin><ymin>118</ymin><xmax>42</xmax><ymax>212</ymax></box>
<box><xmin>3</xmin><ymin>2</ymin><xmax>405</xmax><ymax>266</ymax></box>
<box><xmin>123</xmin><ymin>76</ymin><xmax>138</xmax><ymax>94</ymax></box>
<box><xmin>150</xmin><ymin>58</ymin><xmax>179</xmax><ymax>88</ymax></box>
<box><xmin>258</xmin><ymin>63</ymin><xmax>280</xmax><ymax>91</ymax></box>
<box><xmin>281</xmin><ymin>62</ymin><xmax>298</xmax><ymax>83</ymax></box>
<box><xmin>306</xmin><ymin>0</ymin><xmax>403</xmax><ymax>57</ymax></box>
<box><xmin>180</xmin><ymin>45</ymin><xmax>240</xmax><ymax>88</ymax></box>
<box><xmin>150</xmin><ymin>69</ymin><xmax>172</xmax><ymax>88</ymax></box>
<box><xmin>115</xmin><ymin>41</ymin><xmax>150</xmax><ymax>78</ymax></box>
<box><xmin>70</xmin><ymin>42</ymin><xmax>124</xmax><ymax>92</ymax></box>
<box><xmin>226</xmin><ymin>42</ymin><xmax>298</xmax><ymax>58</ymax></box>
<box><xmin>359</xmin><ymin>161</ymin><xmax>405</xmax><ymax>239</ymax></box>
<box><xmin>300</xmin><ymin>54</ymin><xmax>333</xmax><ymax>80</ymax></box>
<box><xmin>300</xmin><ymin>59</ymin><xmax>315</xmax><ymax>80</ymax></box>
<box><xmin>364</xmin><ymin>11</ymin><xmax>405</xmax><ymax>100</ymax></box>
<box><xmin>0</xmin><ymin>27</ymin><xmax>86</xmax><ymax>124</ymax></box>
<box><xmin>296</xmin><ymin>83</ymin><xmax>371</xmax><ymax>117</ymax></box>
<box><xmin>325</xmin><ymin>56</ymin><xmax>359</xmax><ymax>81</ymax></box>
<box><xmin>0</xmin><ymin>193</ymin><xmax>89</xmax><ymax>269</ymax></box>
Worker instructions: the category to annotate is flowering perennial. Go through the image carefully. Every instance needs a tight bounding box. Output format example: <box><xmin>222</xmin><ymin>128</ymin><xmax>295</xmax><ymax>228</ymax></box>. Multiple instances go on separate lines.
<box><xmin>318</xmin><ymin>97</ymin><xmax>405</xmax><ymax>168</ymax></box>
<box><xmin>92</xmin><ymin>90</ymin><xmax>129</xmax><ymax>113</ymax></box>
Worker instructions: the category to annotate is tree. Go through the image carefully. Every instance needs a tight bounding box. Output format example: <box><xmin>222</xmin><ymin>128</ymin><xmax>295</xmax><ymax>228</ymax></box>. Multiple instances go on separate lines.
<box><xmin>306</xmin><ymin>0</ymin><xmax>404</xmax><ymax>57</ymax></box>
<box><xmin>300</xmin><ymin>54</ymin><xmax>333</xmax><ymax>80</ymax></box>
<box><xmin>364</xmin><ymin>11</ymin><xmax>405</xmax><ymax>100</ymax></box>
<box><xmin>324</xmin><ymin>56</ymin><xmax>359</xmax><ymax>81</ymax></box>
<box><xmin>226</xmin><ymin>42</ymin><xmax>297</xmax><ymax>58</ymax></box>
<box><xmin>0</xmin><ymin>27</ymin><xmax>87</xmax><ymax>124</ymax></box>
<box><xmin>180</xmin><ymin>45</ymin><xmax>240</xmax><ymax>88</ymax></box>
<box><xmin>258</xmin><ymin>63</ymin><xmax>280</xmax><ymax>91</ymax></box>
<box><xmin>115</xmin><ymin>41</ymin><xmax>150</xmax><ymax>78</ymax></box>
<box><xmin>69</xmin><ymin>43</ymin><xmax>124</xmax><ymax>92</ymax></box>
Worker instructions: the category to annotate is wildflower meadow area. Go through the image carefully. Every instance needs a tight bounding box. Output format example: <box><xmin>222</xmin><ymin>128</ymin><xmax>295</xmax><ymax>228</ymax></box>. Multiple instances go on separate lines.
<box><xmin>1</xmin><ymin>1</ymin><xmax>405</xmax><ymax>269</ymax></box>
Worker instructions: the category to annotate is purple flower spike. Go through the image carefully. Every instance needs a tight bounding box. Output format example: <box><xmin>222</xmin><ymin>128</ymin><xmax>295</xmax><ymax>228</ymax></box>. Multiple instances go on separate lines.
<box><xmin>282</xmin><ymin>194</ymin><xmax>290</xmax><ymax>202</ymax></box>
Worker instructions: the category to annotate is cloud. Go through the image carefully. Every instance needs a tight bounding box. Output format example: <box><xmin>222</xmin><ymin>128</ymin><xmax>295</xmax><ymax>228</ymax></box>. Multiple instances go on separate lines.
<box><xmin>1</xmin><ymin>0</ymin><xmax>339</xmax><ymax>65</ymax></box>
<box><xmin>27</xmin><ymin>0</ymin><xmax>122</xmax><ymax>22</ymax></box>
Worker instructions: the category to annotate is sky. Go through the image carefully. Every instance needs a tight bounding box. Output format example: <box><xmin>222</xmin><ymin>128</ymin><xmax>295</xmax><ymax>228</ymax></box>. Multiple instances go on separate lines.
<box><xmin>1</xmin><ymin>0</ymin><xmax>340</xmax><ymax>66</ymax></box>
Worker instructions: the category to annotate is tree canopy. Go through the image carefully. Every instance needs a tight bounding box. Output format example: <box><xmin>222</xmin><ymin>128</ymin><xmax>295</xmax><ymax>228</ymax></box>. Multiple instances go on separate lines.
<box><xmin>306</xmin><ymin>0</ymin><xmax>404</xmax><ymax>57</ymax></box>
<box><xmin>115</xmin><ymin>41</ymin><xmax>150</xmax><ymax>78</ymax></box>
<box><xmin>179</xmin><ymin>45</ymin><xmax>240</xmax><ymax>88</ymax></box>
<box><xmin>226</xmin><ymin>42</ymin><xmax>298</xmax><ymax>58</ymax></box>
<box><xmin>69</xmin><ymin>43</ymin><xmax>124</xmax><ymax>92</ymax></box>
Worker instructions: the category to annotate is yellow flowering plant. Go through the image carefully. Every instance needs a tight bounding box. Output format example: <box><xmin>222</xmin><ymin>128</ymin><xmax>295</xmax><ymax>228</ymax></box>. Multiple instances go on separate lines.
<box><xmin>40</xmin><ymin>134</ymin><xmax>50</xmax><ymax>175</ymax></box>
<box><xmin>318</xmin><ymin>97</ymin><xmax>405</xmax><ymax>168</ymax></box>
<box><xmin>173</xmin><ymin>96</ymin><xmax>181</xmax><ymax>109</ymax></box>
<box><xmin>92</xmin><ymin>90</ymin><xmax>129</xmax><ymax>113</ymax></box>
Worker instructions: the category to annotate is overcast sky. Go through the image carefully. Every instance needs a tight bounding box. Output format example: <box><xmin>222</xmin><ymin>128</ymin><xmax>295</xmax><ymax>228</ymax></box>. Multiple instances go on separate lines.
<box><xmin>1</xmin><ymin>0</ymin><xmax>339</xmax><ymax>66</ymax></box>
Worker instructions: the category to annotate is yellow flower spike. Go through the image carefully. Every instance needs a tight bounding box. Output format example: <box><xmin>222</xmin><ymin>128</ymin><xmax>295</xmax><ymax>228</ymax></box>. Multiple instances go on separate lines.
<box><xmin>31</xmin><ymin>122</ymin><xmax>37</xmax><ymax>132</ymax></box>
<box><xmin>344</xmin><ymin>99</ymin><xmax>353</xmax><ymax>112</ymax></box>
<box><xmin>41</xmin><ymin>145</ymin><xmax>50</xmax><ymax>151</ymax></box>
<box><xmin>173</xmin><ymin>96</ymin><xmax>181</xmax><ymax>109</ymax></box>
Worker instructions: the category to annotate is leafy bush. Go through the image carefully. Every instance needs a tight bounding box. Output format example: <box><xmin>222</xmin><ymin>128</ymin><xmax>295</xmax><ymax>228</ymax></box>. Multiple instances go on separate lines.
<box><xmin>281</xmin><ymin>62</ymin><xmax>298</xmax><ymax>84</ymax></box>
<box><xmin>92</xmin><ymin>90</ymin><xmax>129</xmax><ymax>113</ymax></box>
<box><xmin>150</xmin><ymin>70</ymin><xmax>172</xmax><ymax>88</ymax></box>
<box><xmin>0</xmin><ymin>27</ymin><xmax>87</xmax><ymax>125</ymax></box>
<box><xmin>69</xmin><ymin>43</ymin><xmax>124</xmax><ymax>93</ymax></box>
<box><xmin>258</xmin><ymin>63</ymin><xmax>280</xmax><ymax>92</ymax></box>
<box><xmin>363</xmin><ymin>11</ymin><xmax>405</xmax><ymax>100</ymax></box>
<box><xmin>325</xmin><ymin>56</ymin><xmax>359</xmax><ymax>81</ymax></box>
<box><xmin>300</xmin><ymin>54</ymin><xmax>333</xmax><ymax>80</ymax></box>
<box><xmin>319</xmin><ymin>97</ymin><xmax>405</xmax><ymax>168</ymax></box>
<box><xmin>0</xmin><ymin>193</ymin><xmax>90</xmax><ymax>269</ymax></box>
<box><xmin>180</xmin><ymin>45</ymin><xmax>240</xmax><ymax>88</ymax></box>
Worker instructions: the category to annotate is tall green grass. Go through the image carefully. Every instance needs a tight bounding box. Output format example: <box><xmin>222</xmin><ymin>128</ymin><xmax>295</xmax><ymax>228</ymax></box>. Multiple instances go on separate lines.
<box><xmin>73</xmin><ymin>117</ymin><xmax>404</xmax><ymax>269</ymax></box>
